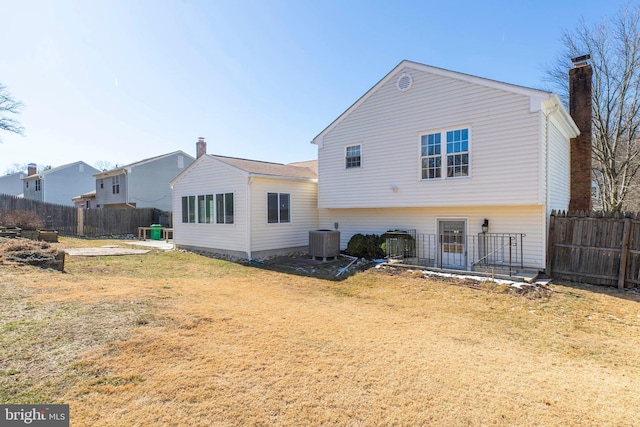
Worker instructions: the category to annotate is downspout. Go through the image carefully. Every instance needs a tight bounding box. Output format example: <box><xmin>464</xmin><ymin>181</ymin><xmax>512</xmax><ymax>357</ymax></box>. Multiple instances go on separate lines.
<box><xmin>246</xmin><ymin>176</ymin><xmax>253</xmax><ymax>260</ymax></box>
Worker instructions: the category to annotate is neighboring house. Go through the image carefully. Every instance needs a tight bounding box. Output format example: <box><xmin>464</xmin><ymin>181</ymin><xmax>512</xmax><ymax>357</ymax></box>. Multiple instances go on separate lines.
<box><xmin>72</xmin><ymin>190</ymin><xmax>96</xmax><ymax>209</ymax></box>
<box><xmin>0</xmin><ymin>171</ymin><xmax>26</xmax><ymax>196</ymax></box>
<box><xmin>170</xmin><ymin>151</ymin><xmax>318</xmax><ymax>260</ymax></box>
<box><xmin>94</xmin><ymin>151</ymin><xmax>194</xmax><ymax>211</ymax></box>
<box><xmin>311</xmin><ymin>60</ymin><xmax>582</xmax><ymax>271</ymax></box>
<box><xmin>23</xmin><ymin>162</ymin><xmax>100</xmax><ymax>207</ymax></box>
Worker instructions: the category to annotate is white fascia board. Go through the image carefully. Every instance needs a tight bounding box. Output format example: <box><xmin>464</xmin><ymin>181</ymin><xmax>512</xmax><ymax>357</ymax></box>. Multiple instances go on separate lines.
<box><xmin>542</xmin><ymin>95</ymin><xmax>580</xmax><ymax>138</ymax></box>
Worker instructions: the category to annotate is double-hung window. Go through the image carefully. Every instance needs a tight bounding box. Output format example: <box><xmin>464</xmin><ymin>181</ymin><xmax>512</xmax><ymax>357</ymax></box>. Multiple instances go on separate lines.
<box><xmin>112</xmin><ymin>176</ymin><xmax>120</xmax><ymax>194</ymax></box>
<box><xmin>446</xmin><ymin>129</ymin><xmax>469</xmax><ymax>177</ymax></box>
<box><xmin>267</xmin><ymin>193</ymin><xmax>291</xmax><ymax>224</ymax></box>
<box><xmin>421</xmin><ymin>128</ymin><xmax>469</xmax><ymax>180</ymax></box>
<box><xmin>346</xmin><ymin>145</ymin><xmax>361</xmax><ymax>169</ymax></box>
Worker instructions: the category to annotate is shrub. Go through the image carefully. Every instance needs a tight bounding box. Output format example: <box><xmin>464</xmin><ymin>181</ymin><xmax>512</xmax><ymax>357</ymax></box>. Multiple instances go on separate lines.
<box><xmin>380</xmin><ymin>230</ymin><xmax>416</xmax><ymax>257</ymax></box>
<box><xmin>346</xmin><ymin>233</ymin><xmax>385</xmax><ymax>259</ymax></box>
<box><xmin>0</xmin><ymin>210</ymin><xmax>44</xmax><ymax>229</ymax></box>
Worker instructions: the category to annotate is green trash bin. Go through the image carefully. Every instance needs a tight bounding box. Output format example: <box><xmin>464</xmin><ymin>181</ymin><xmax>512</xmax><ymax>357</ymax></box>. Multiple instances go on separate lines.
<box><xmin>150</xmin><ymin>224</ymin><xmax>163</xmax><ymax>241</ymax></box>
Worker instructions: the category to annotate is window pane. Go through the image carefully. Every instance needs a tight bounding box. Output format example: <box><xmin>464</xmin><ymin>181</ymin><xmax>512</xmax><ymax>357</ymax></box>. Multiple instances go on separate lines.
<box><xmin>206</xmin><ymin>195</ymin><xmax>214</xmax><ymax>223</ymax></box>
<box><xmin>197</xmin><ymin>195</ymin><xmax>205</xmax><ymax>223</ymax></box>
<box><xmin>216</xmin><ymin>194</ymin><xmax>224</xmax><ymax>224</ymax></box>
<box><xmin>188</xmin><ymin>196</ymin><xmax>196</xmax><ymax>223</ymax></box>
<box><xmin>225</xmin><ymin>193</ymin><xmax>234</xmax><ymax>224</ymax></box>
<box><xmin>280</xmin><ymin>193</ymin><xmax>290</xmax><ymax>223</ymax></box>
<box><xmin>182</xmin><ymin>197</ymin><xmax>188</xmax><ymax>223</ymax></box>
<box><xmin>267</xmin><ymin>193</ymin><xmax>278</xmax><ymax>223</ymax></box>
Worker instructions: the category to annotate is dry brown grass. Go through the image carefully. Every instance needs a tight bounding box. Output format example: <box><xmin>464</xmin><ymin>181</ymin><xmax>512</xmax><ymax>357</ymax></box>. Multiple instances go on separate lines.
<box><xmin>2</xmin><ymin>237</ymin><xmax>640</xmax><ymax>426</ymax></box>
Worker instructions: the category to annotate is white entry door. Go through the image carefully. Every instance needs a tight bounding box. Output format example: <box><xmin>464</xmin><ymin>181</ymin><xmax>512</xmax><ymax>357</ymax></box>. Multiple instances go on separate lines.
<box><xmin>438</xmin><ymin>220</ymin><xmax>466</xmax><ymax>269</ymax></box>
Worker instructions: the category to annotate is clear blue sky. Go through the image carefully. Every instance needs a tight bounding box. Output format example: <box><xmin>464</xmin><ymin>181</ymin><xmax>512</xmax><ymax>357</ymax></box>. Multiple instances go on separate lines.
<box><xmin>0</xmin><ymin>0</ymin><xmax>627</xmax><ymax>174</ymax></box>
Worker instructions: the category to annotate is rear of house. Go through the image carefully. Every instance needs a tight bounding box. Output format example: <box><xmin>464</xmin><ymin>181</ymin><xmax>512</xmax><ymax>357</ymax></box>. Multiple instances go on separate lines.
<box><xmin>171</xmin><ymin>154</ymin><xmax>318</xmax><ymax>260</ymax></box>
<box><xmin>312</xmin><ymin>60</ymin><xmax>579</xmax><ymax>271</ymax></box>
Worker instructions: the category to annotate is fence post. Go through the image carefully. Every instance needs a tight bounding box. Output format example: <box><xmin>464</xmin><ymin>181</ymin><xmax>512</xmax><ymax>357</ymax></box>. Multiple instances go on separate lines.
<box><xmin>77</xmin><ymin>208</ymin><xmax>84</xmax><ymax>236</ymax></box>
<box><xmin>546</xmin><ymin>212</ymin><xmax>556</xmax><ymax>275</ymax></box>
<box><xmin>618</xmin><ymin>217</ymin><xmax>632</xmax><ymax>289</ymax></box>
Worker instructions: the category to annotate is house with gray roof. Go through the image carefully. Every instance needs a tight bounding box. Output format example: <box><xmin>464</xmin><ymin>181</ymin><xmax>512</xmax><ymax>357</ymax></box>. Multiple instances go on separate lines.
<box><xmin>94</xmin><ymin>150</ymin><xmax>195</xmax><ymax>211</ymax></box>
<box><xmin>170</xmin><ymin>140</ymin><xmax>318</xmax><ymax>259</ymax></box>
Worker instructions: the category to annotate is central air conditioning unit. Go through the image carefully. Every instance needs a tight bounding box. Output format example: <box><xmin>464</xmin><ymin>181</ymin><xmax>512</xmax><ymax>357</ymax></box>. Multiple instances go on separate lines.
<box><xmin>309</xmin><ymin>230</ymin><xmax>340</xmax><ymax>261</ymax></box>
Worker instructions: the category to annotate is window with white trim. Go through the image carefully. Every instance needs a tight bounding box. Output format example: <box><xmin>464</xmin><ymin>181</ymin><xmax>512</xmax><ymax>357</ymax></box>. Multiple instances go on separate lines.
<box><xmin>182</xmin><ymin>196</ymin><xmax>195</xmax><ymax>223</ymax></box>
<box><xmin>267</xmin><ymin>192</ymin><xmax>290</xmax><ymax>224</ymax></box>
<box><xmin>112</xmin><ymin>175</ymin><xmax>120</xmax><ymax>194</ymax></box>
<box><xmin>421</xmin><ymin>128</ymin><xmax>469</xmax><ymax>180</ymax></box>
<box><xmin>216</xmin><ymin>193</ymin><xmax>234</xmax><ymax>224</ymax></box>
<box><xmin>345</xmin><ymin>145</ymin><xmax>361</xmax><ymax>169</ymax></box>
<box><xmin>35</xmin><ymin>179</ymin><xmax>41</xmax><ymax>191</ymax></box>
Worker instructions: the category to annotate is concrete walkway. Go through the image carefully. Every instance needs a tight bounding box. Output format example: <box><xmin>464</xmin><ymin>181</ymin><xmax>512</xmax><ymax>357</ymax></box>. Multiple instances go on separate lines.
<box><xmin>124</xmin><ymin>240</ymin><xmax>174</xmax><ymax>251</ymax></box>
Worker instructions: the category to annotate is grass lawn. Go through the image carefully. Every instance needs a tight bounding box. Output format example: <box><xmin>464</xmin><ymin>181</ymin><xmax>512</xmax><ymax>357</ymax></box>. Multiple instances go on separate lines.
<box><xmin>1</xmin><ymin>237</ymin><xmax>640</xmax><ymax>426</ymax></box>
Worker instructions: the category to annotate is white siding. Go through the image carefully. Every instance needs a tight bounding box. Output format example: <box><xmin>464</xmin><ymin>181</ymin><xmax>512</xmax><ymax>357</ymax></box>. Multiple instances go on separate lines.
<box><xmin>172</xmin><ymin>157</ymin><xmax>248</xmax><ymax>254</ymax></box>
<box><xmin>172</xmin><ymin>157</ymin><xmax>319</xmax><ymax>258</ymax></box>
<box><xmin>318</xmin><ymin>67</ymin><xmax>544</xmax><ymax>208</ymax></box>
<box><xmin>319</xmin><ymin>205</ymin><xmax>546</xmax><ymax>269</ymax></box>
<box><xmin>249</xmin><ymin>178</ymin><xmax>319</xmax><ymax>252</ymax></box>
<box><xmin>548</xmin><ymin>118</ymin><xmax>571</xmax><ymax>214</ymax></box>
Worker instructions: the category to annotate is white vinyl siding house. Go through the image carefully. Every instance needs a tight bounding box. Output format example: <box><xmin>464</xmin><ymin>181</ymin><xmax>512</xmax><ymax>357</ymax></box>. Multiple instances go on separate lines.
<box><xmin>312</xmin><ymin>60</ymin><xmax>579</xmax><ymax>270</ymax></box>
<box><xmin>171</xmin><ymin>155</ymin><xmax>318</xmax><ymax>260</ymax></box>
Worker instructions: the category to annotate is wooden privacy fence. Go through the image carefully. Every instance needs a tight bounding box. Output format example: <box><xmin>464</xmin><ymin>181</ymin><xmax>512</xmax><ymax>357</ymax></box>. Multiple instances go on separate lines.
<box><xmin>548</xmin><ymin>210</ymin><xmax>640</xmax><ymax>288</ymax></box>
<box><xmin>81</xmin><ymin>208</ymin><xmax>157</xmax><ymax>236</ymax></box>
<box><xmin>0</xmin><ymin>193</ymin><xmax>77</xmax><ymax>235</ymax></box>
<box><xmin>0</xmin><ymin>193</ymin><xmax>162</xmax><ymax>237</ymax></box>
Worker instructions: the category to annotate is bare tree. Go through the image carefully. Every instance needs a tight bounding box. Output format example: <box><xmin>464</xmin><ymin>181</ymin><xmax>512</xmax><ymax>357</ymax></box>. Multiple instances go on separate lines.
<box><xmin>0</xmin><ymin>83</ymin><xmax>24</xmax><ymax>142</ymax></box>
<box><xmin>546</xmin><ymin>3</ymin><xmax>640</xmax><ymax>213</ymax></box>
<box><xmin>4</xmin><ymin>163</ymin><xmax>28</xmax><ymax>174</ymax></box>
<box><xmin>93</xmin><ymin>160</ymin><xmax>117</xmax><ymax>172</ymax></box>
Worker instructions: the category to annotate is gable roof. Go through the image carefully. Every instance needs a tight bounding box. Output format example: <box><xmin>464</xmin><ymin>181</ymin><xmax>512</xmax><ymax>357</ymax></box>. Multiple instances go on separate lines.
<box><xmin>94</xmin><ymin>150</ymin><xmax>194</xmax><ymax>178</ymax></box>
<box><xmin>210</xmin><ymin>155</ymin><xmax>317</xmax><ymax>180</ymax></box>
<box><xmin>312</xmin><ymin>59</ymin><xmax>577</xmax><ymax>145</ymax></box>
<box><xmin>22</xmin><ymin>161</ymin><xmax>98</xmax><ymax>181</ymax></box>
<box><xmin>170</xmin><ymin>155</ymin><xmax>317</xmax><ymax>186</ymax></box>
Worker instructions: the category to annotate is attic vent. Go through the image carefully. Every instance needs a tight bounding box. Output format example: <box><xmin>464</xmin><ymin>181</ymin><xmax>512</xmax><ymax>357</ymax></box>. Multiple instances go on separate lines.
<box><xmin>396</xmin><ymin>72</ymin><xmax>413</xmax><ymax>92</ymax></box>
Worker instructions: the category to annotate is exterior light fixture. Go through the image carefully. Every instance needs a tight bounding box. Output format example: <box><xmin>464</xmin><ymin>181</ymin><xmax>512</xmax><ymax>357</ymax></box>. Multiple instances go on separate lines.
<box><xmin>482</xmin><ymin>219</ymin><xmax>489</xmax><ymax>234</ymax></box>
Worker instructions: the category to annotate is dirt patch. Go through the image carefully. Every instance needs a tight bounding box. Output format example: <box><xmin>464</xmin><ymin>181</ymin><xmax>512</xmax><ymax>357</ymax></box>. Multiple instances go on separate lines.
<box><xmin>257</xmin><ymin>254</ymin><xmax>375</xmax><ymax>280</ymax></box>
<box><xmin>0</xmin><ymin>237</ymin><xmax>62</xmax><ymax>269</ymax></box>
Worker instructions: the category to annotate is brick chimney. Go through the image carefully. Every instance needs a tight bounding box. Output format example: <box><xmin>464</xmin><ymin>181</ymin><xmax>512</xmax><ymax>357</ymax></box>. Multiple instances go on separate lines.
<box><xmin>568</xmin><ymin>54</ymin><xmax>593</xmax><ymax>212</ymax></box>
<box><xmin>27</xmin><ymin>163</ymin><xmax>37</xmax><ymax>176</ymax></box>
<box><xmin>196</xmin><ymin>137</ymin><xmax>206</xmax><ymax>158</ymax></box>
